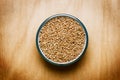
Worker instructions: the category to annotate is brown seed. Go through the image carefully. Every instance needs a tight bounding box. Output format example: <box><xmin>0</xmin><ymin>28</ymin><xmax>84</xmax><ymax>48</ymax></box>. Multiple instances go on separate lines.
<box><xmin>39</xmin><ymin>16</ymin><xmax>85</xmax><ymax>63</ymax></box>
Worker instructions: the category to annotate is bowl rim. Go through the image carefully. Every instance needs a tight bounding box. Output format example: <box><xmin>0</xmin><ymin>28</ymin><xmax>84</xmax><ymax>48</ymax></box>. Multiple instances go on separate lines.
<box><xmin>36</xmin><ymin>13</ymin><xmax>88</xmax><ymax>66</ymax></box>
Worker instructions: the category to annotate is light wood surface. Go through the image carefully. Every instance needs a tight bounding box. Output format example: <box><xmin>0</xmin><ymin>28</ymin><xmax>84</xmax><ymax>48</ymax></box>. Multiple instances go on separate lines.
<box><xmin>0</xmin><ymin>0</ymin><xmax>120</xmax><ymax>80</ymax></box>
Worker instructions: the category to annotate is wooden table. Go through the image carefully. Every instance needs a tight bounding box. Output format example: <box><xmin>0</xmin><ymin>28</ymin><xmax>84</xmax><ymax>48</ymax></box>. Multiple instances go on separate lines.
<box><xmin>0</xmin><ymin>0</ymin><xmax>120</xmax><ymax>80</ymax></box>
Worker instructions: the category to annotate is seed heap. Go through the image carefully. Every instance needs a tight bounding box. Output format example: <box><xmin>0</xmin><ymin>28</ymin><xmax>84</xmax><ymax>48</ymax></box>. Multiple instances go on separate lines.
<box><xmin>39</xmin><ymin>16</ymin><xmax>85</xmax><ymax>63</ymax></box>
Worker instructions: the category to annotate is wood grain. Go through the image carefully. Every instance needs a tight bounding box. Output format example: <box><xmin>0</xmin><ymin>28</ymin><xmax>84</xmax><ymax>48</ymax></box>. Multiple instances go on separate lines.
<box><xmin>0</xmin><ymin>0</ymin><xmax>120</xmax><ymax>80</ymax></box>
